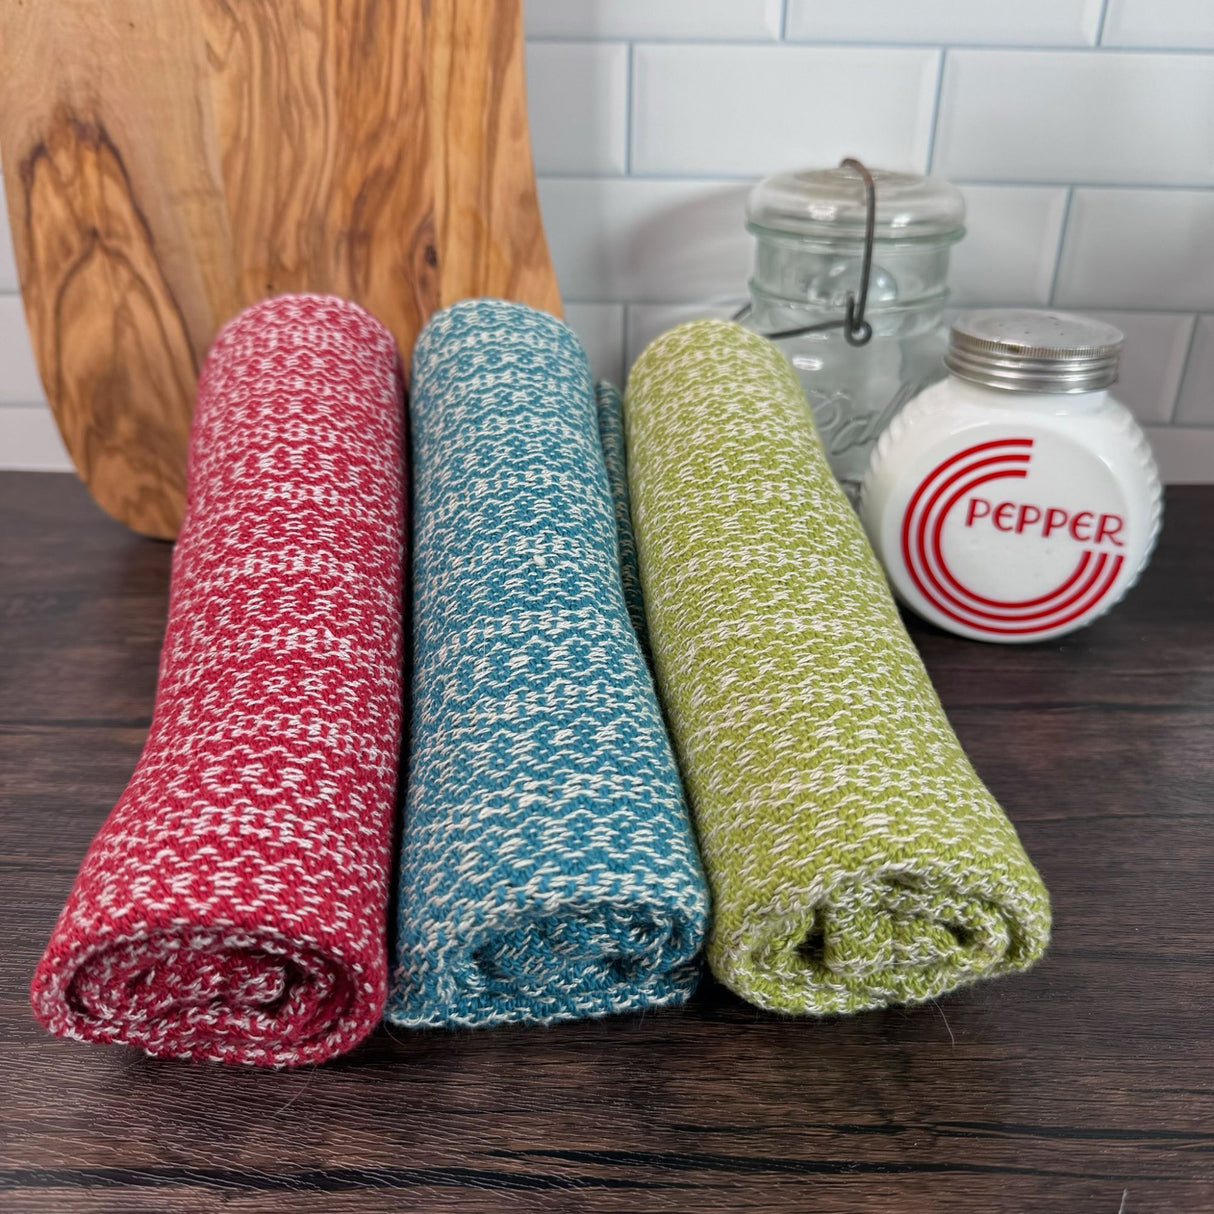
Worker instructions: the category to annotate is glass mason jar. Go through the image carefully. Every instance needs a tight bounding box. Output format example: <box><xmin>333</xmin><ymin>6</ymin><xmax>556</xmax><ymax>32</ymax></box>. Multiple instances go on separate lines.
<box><xmin>740</xmin><ymin>165</ymin><xmax>966</xmax><ymax>502</ymax></box>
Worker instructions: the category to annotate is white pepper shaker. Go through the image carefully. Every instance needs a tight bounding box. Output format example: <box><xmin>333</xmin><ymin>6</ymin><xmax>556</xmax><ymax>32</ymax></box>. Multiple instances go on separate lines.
<box><xmin>860</xmin><ymin>310</ymin><xmax>1162</xmax><ymax>643</ymax></box>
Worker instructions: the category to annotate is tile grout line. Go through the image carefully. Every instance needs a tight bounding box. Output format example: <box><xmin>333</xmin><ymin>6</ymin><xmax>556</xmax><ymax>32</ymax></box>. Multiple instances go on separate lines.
<box><xmin>923</xmin><ymin>47</ymin><xmax>948</xmax><ymax>173</ymax></box>
<box><xmin>1046</xmin><ymin>187</ymin><xmax>1074</xmax><ymax>306</ymax></box>
<box><xmin>533</xmin><ymin>173</ymin><xmax>1214</xmax><ymax>192</ymax></box>
<box><xmin>624</xmin><ymin>41</ymin><xmax>636</xmax><ymax>175</ymax></box>
<box><xmin>564</xmin><ymin>300</ymin><xmax>1208</xmax><ymax>318</ymax></box>
<box><xmin>525</xmin><ymin>35</ymin><xmax>1213</xmax><ymax>54</ymax></box>
<box><xmin>1169</xmin><ymin>314</ymin><xmax>1200</xmax><ymax>423</ymax></box>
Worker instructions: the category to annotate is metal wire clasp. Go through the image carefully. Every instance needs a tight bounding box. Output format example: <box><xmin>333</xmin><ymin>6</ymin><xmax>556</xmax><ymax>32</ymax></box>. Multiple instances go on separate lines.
<box><xmin>734</xmin><ymin>156</ymin><xmax>876</xmax><ymax>347</ymax></box>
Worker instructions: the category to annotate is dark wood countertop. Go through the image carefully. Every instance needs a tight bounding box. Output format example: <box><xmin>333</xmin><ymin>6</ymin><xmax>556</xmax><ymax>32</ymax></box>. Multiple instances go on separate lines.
<box><xmin>2</xmin><ymin>471</ymin><xmax>1211</xmax><ymax>1214</ymax></box>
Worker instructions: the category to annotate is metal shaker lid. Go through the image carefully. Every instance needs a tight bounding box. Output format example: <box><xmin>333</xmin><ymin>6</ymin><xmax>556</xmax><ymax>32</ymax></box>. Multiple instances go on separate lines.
<box><xmin>945</xmin><ymin>309</ymin><xmax>1123</xmax><ymax>394</ymax></box>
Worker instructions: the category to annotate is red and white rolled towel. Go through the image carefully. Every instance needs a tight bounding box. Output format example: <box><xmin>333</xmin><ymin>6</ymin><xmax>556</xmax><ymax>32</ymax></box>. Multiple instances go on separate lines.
<box><xmin>30</xmin><ymin>295</ymin><xmax>405</xmax><ymax>1067</ymax></box>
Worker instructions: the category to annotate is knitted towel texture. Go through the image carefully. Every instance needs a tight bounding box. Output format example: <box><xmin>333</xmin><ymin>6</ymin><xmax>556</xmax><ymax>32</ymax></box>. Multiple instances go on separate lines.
<box><xmin>388</xmin><ymin>299</ymin><xmax>708</xmax><ymax>1028</ymax></box>
<box><xmin>624</xmin><ymin>320</ymin><xmax>1051</xmax><ymax>1015</ymax></box>
<box><xmin>30</xmin><ymin>295</ymin><xmax>405</xmax><ymax>1066</ymax></box>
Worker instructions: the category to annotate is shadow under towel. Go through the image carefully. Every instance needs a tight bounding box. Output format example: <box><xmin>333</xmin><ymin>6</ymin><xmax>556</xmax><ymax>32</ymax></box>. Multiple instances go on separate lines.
<box><xmin>30</xmin><ymin>296</ymin><xmax>405</xmax><ymax>1066</ymax></box>
<box><xmin>624</xmin><ymin>320</ymin><xmax>1050</xmax><ymax>1016</ymax></box>
<box><xmin>388</xmin><ymin>300</ymin><xmax>707</xmax><ymax>1028</ymax></box>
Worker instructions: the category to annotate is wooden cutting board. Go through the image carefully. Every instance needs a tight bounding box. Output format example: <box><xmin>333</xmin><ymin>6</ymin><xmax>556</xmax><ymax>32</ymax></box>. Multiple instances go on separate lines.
<box><xmin>0</xmin><ymin>0</ymin><xmax>559</xmax><ymax>538</ymax></box>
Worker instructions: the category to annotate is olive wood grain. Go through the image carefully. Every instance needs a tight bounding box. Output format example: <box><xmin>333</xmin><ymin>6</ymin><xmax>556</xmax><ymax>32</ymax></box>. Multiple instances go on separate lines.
<box><xmin>199</xmin><ymin>0</ymin><xmax>439</xmax><ymax>345</ymax></box>
<box><xmin>0</xmin><ymin>0</ymin><xmax>557</xmax><ymax>539</ymax></box>
<box><xmin>425</xmin><ymin>0</ymin><xmax>561</xmax><ymax>314</ymax></box>
<box><xmin>0</xmin><ymin>0</ymin><xmax>233</xmax><ymax>539</ymax></box>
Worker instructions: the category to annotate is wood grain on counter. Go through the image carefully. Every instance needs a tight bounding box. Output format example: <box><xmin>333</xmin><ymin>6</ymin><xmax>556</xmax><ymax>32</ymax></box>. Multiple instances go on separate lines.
<box><xmin>1</xmin><ymin>474</ymin><xmax>1211</xmax><ymax>1214</ymax></box>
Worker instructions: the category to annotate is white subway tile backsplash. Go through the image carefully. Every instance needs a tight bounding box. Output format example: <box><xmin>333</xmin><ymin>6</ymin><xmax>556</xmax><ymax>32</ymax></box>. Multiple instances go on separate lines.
<box><xmin>563</xmin><ymin>303</ymin><xmax>626</xmax><ymax>384</ymax></box>
<box><xmin>949</xmin><ymin>186</ymin><xmax>1068</xmax><ymax>307</ymax></box>
<box><xmin>631</xmin><ymin>45</ymin><xmax>939</xmax><ymax>178</ymax></box>
<box><xmin>525</xmin><ymin>1</ymin><xmax>782</xmax><ymax>42</ymax></box>
<box><xmin>526</xmin><ymin>42</ymin><xmax>628</xmax><ymax>176</ymax></box>
<box><xmin>1089</xmin><ymin>312</ymin><xmax>1195</xmax><ymax>424</ymax></box>
<box><xmin>1175</xmin><ymin>316</ymin><xmax>1214</xmax><ymax>425</ymax></box>
<box><xmin>787</xmin><ymin>0</ymin><xmax>1102</xmax><ymax>47</ymax></box>
<box><xmin>1102</xmin><ymin>0</ymin><xmax>1214</xmax><ymax>50</ymax></box>
<box><xmin>1054</xmin><ymin>189</ymin><xmax>1214</xmax><ymax>310</ymax></box>
<box><xmin>625</xmin><ymin>301</ymin><xmax>745</xmax><ymax>372</ymax></box>
<box><xmin>0</xmin><ymin>296</ymin><xmax>43</xmax><ymax>403</ymax></box>
<box><xmin>934</xmin><ymin>51</ymin><xmax>1214</xmax><ymax>185</ymax></box>
<box><xmin>538</xmin><ymin>178</ymin><xmax>752</xmax><ymax>303</ymax></box>
<box><xmin>0</xmin><ymin>405</ymin><xmax>70</xmax><ymax>471</ymax></box>
<box><xmin>3</xmin><ymin>23</ymin><xmax>1214</xmax><ymax>480</ymax></box>
<box><xmin>1144</xmin><ymin>425</ymin><xmax>1214</xmax><ymax>480</ymax></box>
<box><xmin>0</xmin><ymin>174</ymin><xmax>16</xmax><ymax>292</ymax></box>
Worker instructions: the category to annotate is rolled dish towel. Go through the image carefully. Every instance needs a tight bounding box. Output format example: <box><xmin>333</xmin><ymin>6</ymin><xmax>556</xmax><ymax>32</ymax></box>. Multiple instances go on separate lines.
<box><xmin>30</xmin><ymin>295</ymin><xmax>405</xmax><ymax>1066</ymax></box>
<box><xmin>624</xmin><ymin>320</ymin><xmax>1051</xmax><ymax>1015</ymax></box>
<box><xmin>388</xmin><ymin>299</ymin><xmax>707</xmax><ymax>1028</ymax></box>
<box><xmin>595</xmin><ymin>381</ymin><xmax>651</xmax><ymax>655</ymax></box>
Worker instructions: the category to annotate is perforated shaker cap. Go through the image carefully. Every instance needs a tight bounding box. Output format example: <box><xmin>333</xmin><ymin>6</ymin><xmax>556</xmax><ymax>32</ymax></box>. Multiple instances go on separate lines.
<box><xmin>946</xmin><ymin>309</ymin><xmax>1124</xmax><ymax>394</ymax></box>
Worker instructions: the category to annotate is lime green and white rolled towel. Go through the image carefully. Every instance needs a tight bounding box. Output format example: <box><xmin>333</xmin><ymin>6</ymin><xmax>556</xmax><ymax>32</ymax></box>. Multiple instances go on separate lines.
<box><xmin>624</xmin><ymin>320</ymin><xmax>1050</xmax><ymax>1015</ymax></box>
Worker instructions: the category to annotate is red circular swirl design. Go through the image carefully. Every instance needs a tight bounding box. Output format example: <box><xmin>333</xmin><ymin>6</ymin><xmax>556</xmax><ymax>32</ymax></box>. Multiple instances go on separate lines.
<box><xmin>898</xmin><ymin>439</ymin><xmax>1125</xmax><ymax>637</ymax></box>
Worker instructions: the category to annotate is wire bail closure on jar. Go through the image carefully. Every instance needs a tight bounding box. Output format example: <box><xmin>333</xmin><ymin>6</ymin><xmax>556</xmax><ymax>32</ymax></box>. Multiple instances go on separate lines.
<box><xmin>734</xmin><ymin>157</ymin><xmax>876</xmax><ymax>348</ymax></box>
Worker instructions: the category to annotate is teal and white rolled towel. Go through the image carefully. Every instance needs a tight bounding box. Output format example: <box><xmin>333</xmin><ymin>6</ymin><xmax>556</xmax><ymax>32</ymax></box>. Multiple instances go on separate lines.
<box><xmin>387</xmin><ymin>300</ymin><xmax>708</xmax><ymax>1029</ymax></box>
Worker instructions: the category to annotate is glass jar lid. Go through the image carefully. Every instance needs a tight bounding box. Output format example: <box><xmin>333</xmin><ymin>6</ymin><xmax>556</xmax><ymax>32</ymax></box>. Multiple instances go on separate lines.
<box><xmin>746</xmin><ymin>164</ymin><xmax>965</xmax><ymax>242</ymax></box>
<box><xmin>946</xmin><ymin>309</ymin><xmax>1123</xmax><ymax>394</ymax></box>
